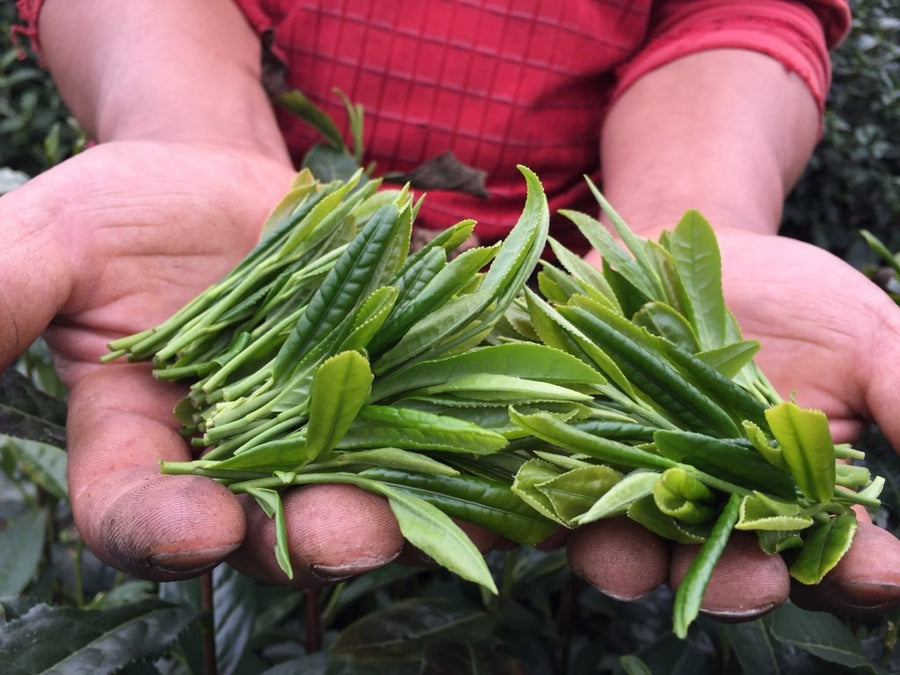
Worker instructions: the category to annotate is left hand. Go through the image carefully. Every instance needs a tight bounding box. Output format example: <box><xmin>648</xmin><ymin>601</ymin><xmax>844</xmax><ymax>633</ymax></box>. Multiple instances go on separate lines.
<box><xmin>569</xmin><ymin>229</ymin><xmax>900</xmax><ymax>618</ymax></box>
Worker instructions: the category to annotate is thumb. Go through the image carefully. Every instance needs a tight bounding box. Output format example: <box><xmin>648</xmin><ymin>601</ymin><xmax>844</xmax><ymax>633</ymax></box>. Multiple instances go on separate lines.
<box><xmin>67</xmin><ymin>365</ymin><xmax>246</xmax><ymax>580</ymax></box>
<box><xmin>859</xmin><ymin>300</ymin><xmax>900</xmax><ymax>452</ymax></box>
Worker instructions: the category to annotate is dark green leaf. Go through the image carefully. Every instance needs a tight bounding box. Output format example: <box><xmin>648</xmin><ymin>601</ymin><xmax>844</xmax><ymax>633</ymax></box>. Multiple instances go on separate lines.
<box><xmin>211</xmin><ymin>566</ymin><xmax>258</xmax><ymax>675</ymax></box>
<box><xmin>2</xmin><ymin>439</ymin><xmax>67</xmax><ymax>500</ymax></box>
<box><xmin>723</xmin><ymin>619</ymin><xmax>781</xmax><ymax>675</ymax></box>
<box><xmin>768</xmin><ymin>601</ymin><xmax>878</xmax><ymax>670</ymax></box>
<box><xmin>383</xmin><ymin>151</ymin><xmax>489</xmax><ymax>198</ymax></box>
<box><xmin>330</xmin><ymin>597</ymin><xmax>493</xmax><ymax>659</ymax></box>
<box><xmin>510</xmin><ymin>408</ymin><xmax>674</xmax><ymax>472</ymax></box>
<box><xmin>362</xmin><ymin>466</ymin><xmax>555</xmax><ymax>545</ymax></box>
<box><xmin>0</xmin><ymin>370</ymin><xmax>66</xmax><ymax>448</ymax></box>
<box><xmin>653</xmin><ymin>429</ymin><xmax>796</xmax><ymax>498</ymax></box>
<box><xmin>0</xmin><ymin>507</ymin><xmax>46</xmax><ymax>597</ymax></box>
<box><xmin>0</xmin><ymin>599</ymin><xmax>199</xmax><ymax>674</ymax></box>
<box><xmin>276</xmin><ymin>90</ymin><xmax>346</xmax><ymax>151</ymax></box>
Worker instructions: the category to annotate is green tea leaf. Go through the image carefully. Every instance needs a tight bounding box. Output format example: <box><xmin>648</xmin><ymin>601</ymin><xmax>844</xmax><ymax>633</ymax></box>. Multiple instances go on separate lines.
<box><xmin>572</xmin><ymin>470</ymin><xmax>661</xmax><ymax>525</ymax></box>
<box><xmin>632</xmin><ymin>301</ymin><xmax>700</xmax><ymax>353</ymax></box>
<box><xmin>275</xmin><ymin>202</ymin><xmax>404</xmax><ymax>380</ymax></box>
<box><xmin>672</xmin><ymin>493</ymin><xmax>742</xmax><ymax>638</ymax></box>
<box><xmin>276</xmin><ymin>89</ymin><xmax>347</xmax><ymax>151</ymax></box>
<box><xmin>764</xmin><ymin>402</ymin><xmax>836</xmax><ymax>502</ymax></box>
<box><xmin>757</xmin><ymin>529</ymin><xmax>804</xmax><ymax>554</ymax></box>
<box><xmin>511</xmin><ymin>458</ymin><xmax>570</xmax><ymax>525</ymax></box>
<box><xmin>547</xmin><ymin>236</ymin><xmax>622</xmax><ymax>310</ymax></box>
<box><xmin>306</xmin><ymin>350</ymin><xmax>374</xmax><ymax>461</ymax></box>
<box><xmin>371</xmin><ymin>342</ymin><xmax>607</xmax><ymax>403</ymax></box>
<box><xmin>693</xmin><ymin>340</ymin><xmax>760</xmax><ymax>380</ymax></box>
<box><xmin>361</xmin><ymin>466</ymin><xmax>556</xmax><ymax>545</ymax></box>
<box><xmin>412</xmin><ymin>373</ymin><xmax>591</xmax><ymax>404</ymax></box>
<box><xmin>789</xmin><ymin>512</ymin><xmax>858</xmax><ymax>584</ymax></box>
<box><xmin>340</xmin><ymin>405</ymin><xmax>508</xmax><ymax>455</ymax></box>
<box><xmin>652</xmin><ymin>468</ymin><xmax>717</xmax><ymax>524</ymax></box>
<box><xmin>537</xmin><ymin>464</ymin><xmax>623</xmax><ymax>524</ymax></box>
<box><xmin>562</xmin><ymin>302</ymin><xmax>741</xmax><ymax>437</ymax></box>
<box><xmin>653</xmin><ymin>429</ymin><xmax>795</xmax><ymax>498</ymax></box>
<box><xmin>667</xmin><ymin>210</ymin><xmax>727</xmax><ymax>349</ymax></box>
<box><xmin>735</xmin><ymin>491</ymin><xmax>815</xmax><ymax>531</ymax></box>
<box><xmin>524</xmin><ymin>290</ymin><xmax>635</xmax><ymax>398</ymax></box>
<box><xmin>380</xmin><ymin>485</ymin><xmax>498</xmax><ymax>593</ymax></box>
<box><xmin>337</xmin><ymin>285</ymin><xmax>400</xmax><ymax>353</ymax></box>
<box><xmin>246</xmin><ymin>487</ymin><xmax>293</xmax><ymax>579</ymax></box>
<box><xmin>626</xmin><ymin>494</ymin><xmax>709</xmax><ymax>544</ymax></box>
<box><xmin>511</xmin><ymin>408</ymin><xmax>674</xmax><ymax>472</ymax></box>
<box><xmin>333</xmin><ymin>447</ymin><xmax>460</xmax><ymax>476</ymax></box>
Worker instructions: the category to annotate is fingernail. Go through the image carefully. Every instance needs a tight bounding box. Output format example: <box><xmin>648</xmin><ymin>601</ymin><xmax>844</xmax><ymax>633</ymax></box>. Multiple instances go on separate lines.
<box><xmin>702</xmin><ymin>602</ymin><xmax>775</xmax><ymax>622</ymax></box>
<box><xmin>309</xmin><ymin>561</ymin><xmax>388</xmax><ymax>583</ymax></box>
<box><xmin>149</xmin><ymin>546</ymin><xmax>236</xmax><ymax>572</ymax></box>
<box><xmin>835</xmin><ymin>581</ymin><xmax>900</xmax><ymax>611</ymax></box>
<box><xmin>599</xmin><ymin>588</ymin><xmax>653</xmax><ymax>602</ymax></box>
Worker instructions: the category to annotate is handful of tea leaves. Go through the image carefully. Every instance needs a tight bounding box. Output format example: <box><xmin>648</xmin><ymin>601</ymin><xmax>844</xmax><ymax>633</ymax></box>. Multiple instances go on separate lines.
<box><xmin>106</xmin><ymin>168</ymin><xmax>884</xmax><ymax>637</ymax></box>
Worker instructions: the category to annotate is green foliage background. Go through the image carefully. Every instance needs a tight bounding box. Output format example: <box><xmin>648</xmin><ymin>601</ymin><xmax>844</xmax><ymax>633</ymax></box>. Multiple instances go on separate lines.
<box><xmin>0</xmin><ymin>1</ymin><xmax>898</xmax><ymax>673</ymax></box>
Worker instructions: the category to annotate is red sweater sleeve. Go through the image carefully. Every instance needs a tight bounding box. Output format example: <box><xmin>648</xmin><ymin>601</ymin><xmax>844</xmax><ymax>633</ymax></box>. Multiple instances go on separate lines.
<box><xmin>612</xmin><ymin>0</ymin><xmax>851</xmax><ymax>114</ymax></box>
<box><xmin>11</xmin><ymin>0</ymin><xmax>44</xmax><ymax>54</ymax></box>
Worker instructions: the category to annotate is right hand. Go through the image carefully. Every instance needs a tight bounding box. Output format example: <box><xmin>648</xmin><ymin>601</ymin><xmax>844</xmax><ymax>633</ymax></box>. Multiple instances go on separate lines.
<box><xmin>0</xmin><ymin>140</ymin><xmax>408</xmax><ymax>583</ymax></box>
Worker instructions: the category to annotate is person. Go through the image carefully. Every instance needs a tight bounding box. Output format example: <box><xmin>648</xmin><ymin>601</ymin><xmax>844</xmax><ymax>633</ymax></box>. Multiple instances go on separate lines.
<box><xmin>5</xmin><ymin>0</ymin><xmax>898</xmax><ymax>619</ymax></box>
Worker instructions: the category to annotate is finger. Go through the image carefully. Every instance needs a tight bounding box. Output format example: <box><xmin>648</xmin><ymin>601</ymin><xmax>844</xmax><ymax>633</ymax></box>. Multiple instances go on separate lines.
<box><xmin>669</xmin><ymin>532</ymin><xmax>789</xmax><ymax>620</ymax></box>
<box><xmin>567</xmin><ymin>517</ymin><xmax>669</xmax><ymax>600</ymax></box>
<box><xmin>790</xmin><ymin>518</ymin><xmax>900</xmax><ymax>615</ymax></box>
<box><xmin>66</xmin><ymin>364</ymin><xmax>246</xmax><ymax>580</ymax></box>
<box><xmin>0</xmin><ymin>175</ymin><xmax>72</xmax><ymax>368</ymax></box>
<box><xmin>228</xmin><ymin>483</ymin><xmax>404</xmax><ymax>586</ymax></box>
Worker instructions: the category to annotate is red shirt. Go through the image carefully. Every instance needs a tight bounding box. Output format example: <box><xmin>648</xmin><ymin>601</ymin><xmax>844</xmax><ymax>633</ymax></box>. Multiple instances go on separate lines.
<box><xmin>233</xmin><ymin>0</ymin><xmax>850</xmax><ymax>248</ymax></box>
<box><xmin>16</xmin><ymin>0</ymin><xmax>851</xmax><ymax>248</ymax></box>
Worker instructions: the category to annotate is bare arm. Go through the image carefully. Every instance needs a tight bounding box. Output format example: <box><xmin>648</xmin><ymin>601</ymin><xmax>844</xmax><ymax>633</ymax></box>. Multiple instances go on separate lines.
<box><xmin>594</xmin><ymin>48</ymin><xmax>819</xmax><ymax>241</ymax></box>
<box><xmin>38</xmin><ymin>0</ymin><xmax>289</xmax><ymax>160</ymax></box>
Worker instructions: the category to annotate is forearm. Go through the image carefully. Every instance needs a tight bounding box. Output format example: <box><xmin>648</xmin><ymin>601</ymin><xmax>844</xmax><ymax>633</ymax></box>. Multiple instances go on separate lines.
<box><xmin>38</xmin><ymin>0</ymin><xmax>289</xmax><ymax>161</ymax></box>
<box><xmin>597</xmin><ymin>48</ymin><xmax>820</xmax><ymax>239</ymax></box>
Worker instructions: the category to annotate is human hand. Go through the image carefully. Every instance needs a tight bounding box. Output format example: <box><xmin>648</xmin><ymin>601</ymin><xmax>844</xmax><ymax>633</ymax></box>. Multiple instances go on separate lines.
<box><xmin>0</xmin><ymin>141</ymin><xmax>409</xmax><ymax>583</ymax></box>
<box><xmin>570</xmin><ymin>230</ymin><xmax>900</xmax><ymax>618</ymax></box>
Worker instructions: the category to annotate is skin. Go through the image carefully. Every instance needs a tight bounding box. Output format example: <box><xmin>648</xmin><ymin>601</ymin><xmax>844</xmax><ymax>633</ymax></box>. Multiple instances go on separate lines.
<box><xmin>3</xmin><ymin>0</ymin><xmax>896</xmax><ymax>614</ymax></box>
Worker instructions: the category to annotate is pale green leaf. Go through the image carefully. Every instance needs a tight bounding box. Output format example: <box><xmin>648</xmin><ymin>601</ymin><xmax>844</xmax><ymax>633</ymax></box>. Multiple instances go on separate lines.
<box><xmin>789</xmin><ymin>512</ymin><xmax>858</xmax><ymax>584</ymax></box>
<box><xmin>735</xmin><ymin>491</ymin><xmax>814</xmax><ymax>531</ymax></box>
<box><xmin>306</xmin><ymin>350</ymin><xmax>374</xmax><ymax>460</ymax></box>
<box><xmin>572</xmin><ymin>470</ymin><xmax>661</xmax><ymax>525</ymax></box>
<box><xmin>668</xmin><ymin>210</ymin><xmax>727</xmax><ymax>349</ymax></box>
<box><xmin>764</xmin><ymin>402</ymin><xmax>835</xmax><ymax>502</ymax></box>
